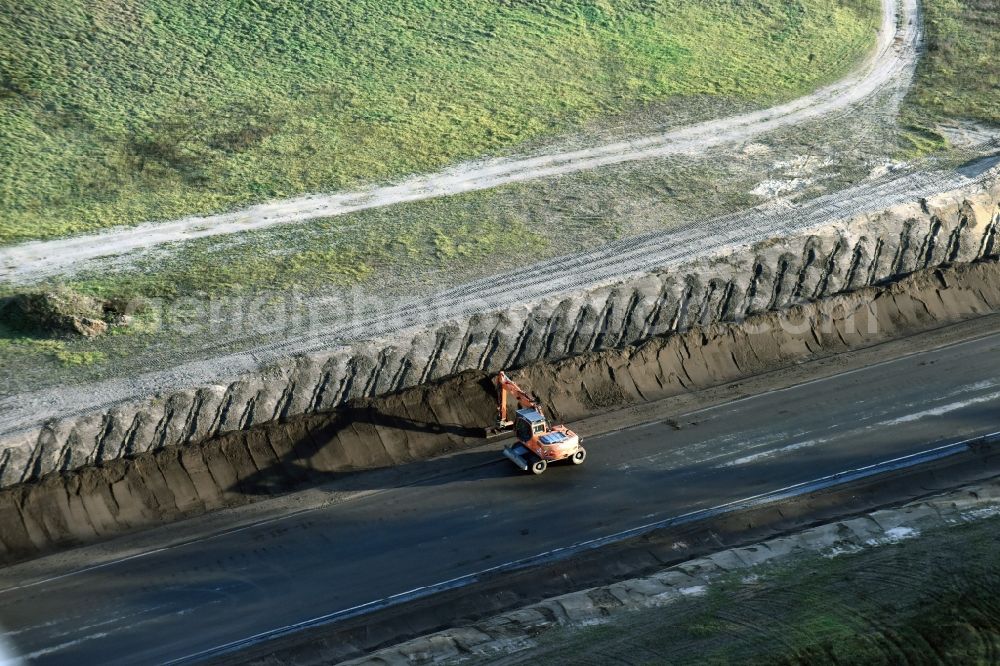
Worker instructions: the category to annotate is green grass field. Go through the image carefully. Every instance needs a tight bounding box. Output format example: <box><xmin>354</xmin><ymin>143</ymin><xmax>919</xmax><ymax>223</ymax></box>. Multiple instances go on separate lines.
<box><xmin>0</xmin><ymin>0</ymin><xmax>879</xmax><ymax>244</ymax></box>
<box><xmin>1</xmin><ymin>93</ymin><xmax>895</xmax><ymax>388</ymax></box>
<box><xmin>902</xmin><ymin>0</ymin><xmax>1000</xmax><ymax>152</ymax></box>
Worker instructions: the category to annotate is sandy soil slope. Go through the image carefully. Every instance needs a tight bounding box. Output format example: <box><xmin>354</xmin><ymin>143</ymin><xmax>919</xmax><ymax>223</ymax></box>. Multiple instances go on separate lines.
<box><xmin>2</xmin><ymin>258</ymin><xmax>999</xmax><ymax>561</ymax></box>
<box><xmin>2</xmin><ymin>155</ymin><xmax>996</xmax><ymax>445</ymax></box>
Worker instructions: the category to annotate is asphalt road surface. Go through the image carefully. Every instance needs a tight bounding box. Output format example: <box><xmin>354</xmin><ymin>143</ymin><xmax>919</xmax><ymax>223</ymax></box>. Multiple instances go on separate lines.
<box><xmin>2</xmin><ymin>330</ymin><xmax>1000</xmax><ymax>665</ymax></box>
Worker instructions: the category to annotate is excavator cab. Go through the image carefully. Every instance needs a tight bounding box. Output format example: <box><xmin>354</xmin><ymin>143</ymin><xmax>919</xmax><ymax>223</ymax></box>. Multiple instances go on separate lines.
<box><xmin>515</xmin><ymin>409</ymin><xmax>547</xmax><ymax>443</ymax></box>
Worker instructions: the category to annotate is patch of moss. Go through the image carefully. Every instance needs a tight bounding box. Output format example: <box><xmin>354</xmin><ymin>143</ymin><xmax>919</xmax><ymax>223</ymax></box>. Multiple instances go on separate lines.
<box><xmin>53</xmin><ymin>349</ymin><xmax>106</xmax><ymax>366</ymax></box>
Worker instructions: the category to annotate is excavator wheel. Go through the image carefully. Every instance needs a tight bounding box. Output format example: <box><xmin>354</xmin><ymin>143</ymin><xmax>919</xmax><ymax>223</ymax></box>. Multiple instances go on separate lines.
<box><xmin>570</xmin><ymin>448</ymin><xmax>587</xmax><ymax>465</ymax></box>
<box><xmin>530</xmin><ymin>459</ymin><xmax>547</xmax><ymax>475</ymax></box>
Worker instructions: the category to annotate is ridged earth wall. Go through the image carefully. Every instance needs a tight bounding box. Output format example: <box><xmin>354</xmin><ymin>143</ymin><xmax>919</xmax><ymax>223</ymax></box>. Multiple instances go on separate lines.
<box><xmin>2</xmin><ymin>178</ymin><xmax>998</xmax><ymax>488</ymax></box>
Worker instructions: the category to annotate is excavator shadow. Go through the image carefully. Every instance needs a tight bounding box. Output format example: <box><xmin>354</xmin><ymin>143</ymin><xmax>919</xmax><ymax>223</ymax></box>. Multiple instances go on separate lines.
<box><xmin>333</xmin><ymin>404</ymin><xmax>486</xmax><ymax>438</ymax></box>
<box><xmin>229</xmin><ymin>370</ymin><xmax>570</xmax><ymax>498</ymax></box>
<box><xmin>234</xmin><ymin>447</ymin><xmax>519</xmax><ymax>497</ymax></box>
<box><xmin>231</xmin><ymin>405</ymin><xmax>514</xmax><ymax>497</ymax></box>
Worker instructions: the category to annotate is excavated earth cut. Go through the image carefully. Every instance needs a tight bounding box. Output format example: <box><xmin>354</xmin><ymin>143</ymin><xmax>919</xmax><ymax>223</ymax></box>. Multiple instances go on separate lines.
<box><xmin>1</xmin><ymin>256</ymin><xmax>1000</xmax><ymax>563</ymax></box>
<box><xmin>3</xmin><ymin>167</ymin><xmax>999</xmax><ymax>489</ymax></box>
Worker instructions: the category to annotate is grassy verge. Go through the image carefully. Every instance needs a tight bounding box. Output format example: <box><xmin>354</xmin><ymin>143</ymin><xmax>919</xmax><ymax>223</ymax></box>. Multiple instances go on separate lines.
<box><xmin>901</xmin><ymin>0</ymin><xmax>1000</xmax><ymax>153</ymax></box>
<box><xmin>0</xmin><ymin>0</ymin><xmax>879</xmax><ymax>244</ymax></box>
<box><xmin>520</xmin><ymin>516</ymin><xmax>1000</xmax><ymax>665</ymax></box>
<box><xmin>4</xmin><ymin>155</ymin><xmax>769</xmax><ymax>305</ymax></box>
<box><xmin>0</xmin><ymin>99</ymin><xmax>907</xmax><ymax>394</ymax></box>
<box><xmin>14</xmin><ymin>100</ymin><xmax>899</xmax><ymax>304</ymax></box>
<box><xmin>0</xmin><ymin>331</ymin><xmax>105</xmax><ymax>368</ymax></box>
<box><xmin>60</xmin><ymin>193</ymin><xmax>551</xmax><ymax>299</ymax></box>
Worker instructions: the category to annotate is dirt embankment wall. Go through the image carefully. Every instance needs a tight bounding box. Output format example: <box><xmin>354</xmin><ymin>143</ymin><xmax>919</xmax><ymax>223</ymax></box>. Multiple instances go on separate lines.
<box><xmin>2</xmin><ymin>258</ymin><xmax>1000</xmax><ymax>563</ymax></box>
<box><xmin>1</xmin><ymin>179</ymin><xmax>999</xmax><ymax>492</ymax></box>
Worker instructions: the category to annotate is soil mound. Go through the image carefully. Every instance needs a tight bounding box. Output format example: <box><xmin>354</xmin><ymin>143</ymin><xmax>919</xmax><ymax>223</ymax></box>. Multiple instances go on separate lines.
<box><xmin>1</xmin><ymin>288</ymin><xmax>144</xmax><ymax>338</ymax></box>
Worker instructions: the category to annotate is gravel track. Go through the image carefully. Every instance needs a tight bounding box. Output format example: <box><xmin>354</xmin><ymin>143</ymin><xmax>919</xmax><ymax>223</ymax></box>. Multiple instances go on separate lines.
<box><xmin>0</xmin><ymin>0</ymin><xmax>913</xmax><ymax>284</ymax></box>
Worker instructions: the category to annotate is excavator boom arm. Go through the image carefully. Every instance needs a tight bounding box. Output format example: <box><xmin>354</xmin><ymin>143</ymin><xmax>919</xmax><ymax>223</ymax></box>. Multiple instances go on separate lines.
<box><xmin>496</xmin><ymin>371</ymin><xmax>542</xmax><ymax>423</ymax></box>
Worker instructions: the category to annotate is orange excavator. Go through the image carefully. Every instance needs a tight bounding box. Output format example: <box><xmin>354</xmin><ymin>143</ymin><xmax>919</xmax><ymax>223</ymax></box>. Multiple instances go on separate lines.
<box><xmin>488</xmin><ymin>371</ymin><xmax>586</xmax><ymax>475</ymax></box>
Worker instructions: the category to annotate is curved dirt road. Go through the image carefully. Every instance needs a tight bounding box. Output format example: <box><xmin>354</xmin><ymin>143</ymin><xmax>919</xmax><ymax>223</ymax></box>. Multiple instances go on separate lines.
<box><xmin>0</xmin><ymin>0</ymin><xmax>916</xmax><ymax>283</ymax></box>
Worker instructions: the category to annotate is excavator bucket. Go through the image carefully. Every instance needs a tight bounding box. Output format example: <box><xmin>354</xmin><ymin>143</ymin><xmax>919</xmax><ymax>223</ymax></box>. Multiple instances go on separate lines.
<box><xmin>484</xmin><ymin>420</ymin><xmax>514</xmax><ymax>439</ymax></box>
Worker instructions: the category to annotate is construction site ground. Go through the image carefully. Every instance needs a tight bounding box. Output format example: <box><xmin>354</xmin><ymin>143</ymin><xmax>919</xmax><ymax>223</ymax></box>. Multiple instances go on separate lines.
<box><xmin>3</xmin><ymin>1</ymin><xmax>1000</xmax><ymax>662</ymax></box>
<box><xmin>3</xmin><ymin>257</ymin><xmax>999</xmax><ymax>564</ymax></box>
<box><xmin>227</xmin><ymin>421</ymin><xmax>1000</xmax><ymax>665</ymax></box>
<box><xmin>346</xmin><ymin>472</ymin><xmax>1000</xmax><ymax>666</ymax></box>
<box><xmin>4</xmin><ymin>260</ymin><xmax>1000</xmax><ymax>663</ymax></box>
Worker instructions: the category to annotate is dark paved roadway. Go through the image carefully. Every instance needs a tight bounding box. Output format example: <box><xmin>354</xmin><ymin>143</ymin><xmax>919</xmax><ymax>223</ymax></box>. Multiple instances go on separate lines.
<box><xmin>2</xmin><ymin>332</ymin><xmax>1000</xmax><ymax>665</ymax></box>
